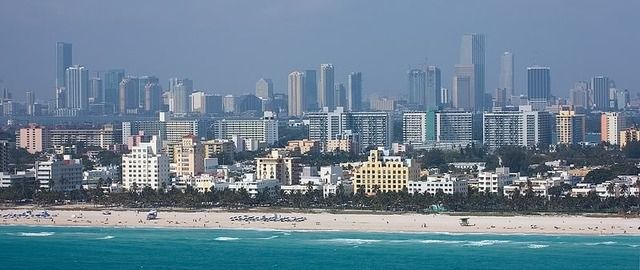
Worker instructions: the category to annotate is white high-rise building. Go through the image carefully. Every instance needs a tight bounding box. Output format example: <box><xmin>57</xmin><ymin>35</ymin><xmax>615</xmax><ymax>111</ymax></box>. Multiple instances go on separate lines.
<box><xmin>121</xmin><ymin>136</ymin><xmax>170</xmax><ymax>190</ymax></box>
<box><xmin>435</xmin><ymin>111</ymin><xmax>475</xmax><ymax>143</ymax></box>
<box><xmin>255</xmin><ymin>78</ymin><xmax>274</xmax><ymax>99</ymax></box>
<box><xmin>402</xmin><ymin>112</ymin><xmax>428</xmax><ymax>144</ymax></box>
<box><xmin>318</xmin><ymin>64</ymin><xmax>335</xmax><ymax>110</ymax></box>
<box><xmin>458</xmin><ymin>33</ymin><xmax>485</xmax><ymax>111</ymax></box>
<box><xmin>483</xmin><ymin>107</ymin><xmax>552</xmax><ymax>149</ymax></box>
<box><xmin>601</xmin><ymin>112</ymin><xmax>626</xmax><ymax>145</ymax></box>
<box><xmin>215</xmin><ymin>112</ymin><xmax>278</xmax><ymax>145</ymax></box>
<box><xmin>65</xmin><ymin>65</ymin><xmax>89</xmax><ymax>110</ymax></box>
<box><xmin>288</xmin><ymin>71</ymin><xmax>305</xmax><ymax>117</ymax></box>
<box><xmin>308</xmin><ymin>107</ymin><xmax>391</xmax><ymax>151</ymax></box>
<box><xmin>499</xmin><ymin>52</ymin><xmax>514</xmax><ymax>100</ymax></box>
<box><xmin>169</xmin><ymin>78</ymin><xmax>193</xmax><ymax>114</ymax></box>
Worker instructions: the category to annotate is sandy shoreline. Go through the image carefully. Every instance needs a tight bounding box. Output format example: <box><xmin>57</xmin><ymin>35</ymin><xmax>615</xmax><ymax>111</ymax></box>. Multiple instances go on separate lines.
<box><xmin>2</xmin><ymin>207</ymin><xmax>640</xmax><ymax>235</ymax></box>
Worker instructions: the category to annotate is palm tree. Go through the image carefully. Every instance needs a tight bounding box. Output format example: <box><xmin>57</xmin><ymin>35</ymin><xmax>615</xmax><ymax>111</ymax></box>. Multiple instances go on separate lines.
<box><xmin>606</xmin><ymin>183</ymin><xmax>616</xmax><ymax>198</ymax></box>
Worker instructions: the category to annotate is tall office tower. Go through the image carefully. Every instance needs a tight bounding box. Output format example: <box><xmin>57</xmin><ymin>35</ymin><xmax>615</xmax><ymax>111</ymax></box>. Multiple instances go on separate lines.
<box><xmin>556</xmin><ymin>105</ymin><xmax>585</xmax><ymax>145</ymax></box>
<box><xmin>527</xmin><ymin>66</ymin><xmax>551</xmax><ymax>111</ymax></box>
<box><xmin>452</xmin><ymin>65</ymin><xmax>474</xmax><ymax>110</ymax></box>
<box><xmin>169</xmin><ymin>135</ymin><xmax>205</xmax><ymax>178</ymax></box>
<box><xmin>568</xmin><ymin>81</ymin><xmax>589</xmax><ymax>108</ymax></box>
<box><xmin>494</xmin><ymin>88</ymin><xmax>507</xmax><ymax>108</ymax></box>
<box><xmin>334</xmin><ymin>83</ymin><xmax>347</xmax><ymax>108</ymax></box>
<box><xmin>144</xmin><ymin>81</ymin><xmax>162</xmax><ymax>113</ymax></box>
<box><xmin>190</xmin><ymin>91</ymin><xmax>206</xmax><ymax>113</ymax></box>
<box><xmin>65</xmin><ymin>65</ymin><xmax>89</xmax><ymax>110</ymax></box>
<box><xmin>601</xmin><ymin>112</ymin><xmax>626</xmax><ymax>145</ymax></box>
<box><xmin>458</xmin><ymin>33</ymin><xmax>485</xmax><ymax>111</ymax></box>
<box><xmin>347</xmin><ymin>72</ymin><xmax>362</xmax><ymax>111</ymax></box>
<box><xmin>617</xmin><ymin>89</ymin><xmax>630</xmax><ymax>110</ymax></box>
<box><xmin>56</xmin><ymin>88</ymin><xmax>66</xmax><ymax>109</ymax></box>
<box><xmin>426</xmin><ymin>66</ymin><xmax>441</xmax><ymax>109</ymax></box>
<box><xmin>169</xmin><ymin>78</ymin><xmax>192</xmax><ymax>114</ymax></box>
<box><xmin>307</xmin><ymin>107</ymin><xmax>392</xmax><ymax>150</ymax></box>
<box><xmin>255</xmin><ymin>78</ymin><xmax>274</xmax><ymax>99</ymax></box>
<box><xmin>408</xmin><ymin>69</ymin><xmax>426</xmax><ymax>108</ymax></box>
<box><xmin>288</xmin><ymin>71</ymin><xmax>305</xmax><ymax>117</ymax></box>
<box><xmin>482</xmin><ymin>107</ymin><xmax>552</xmax><ymax>149</ymax></box>
<box><xmin>119</xmin><ymin>77</ymin><xmax>139</xmax><ymax>114</ymax></box>
<box><xmin>318</xmin><ymin>64</ymin><xmax>335</xmax><ymax>110</ymax></box>
<box><xmin>89</xmin><ymin>77</ymin><xmax>103</xmax><ymax>104</ymax></box>
<box><xmin>499</xmin><ymin>52</ymin><xmax>514</xmax><ymax>100</ymax></box>
<box><xmin>591</xmin><ymin>76</ymin><xmax>610</xmax><ymax>110</ymax></box>
<box><xmin>303</xmin><ymin>70</ymin><xmax>317</xmax><ymax>111</ymax></box>
<box><xmin>103</xmin><ymin>69</ymin><xmax>125</xmax><ymax>111</ymax></box>
<box><xmin>26</xmin><ymin>91</ymin><xmax>35</xmax><ymax>116</ymax></box>
<box><xmin>137</xmin><ymin>76</ymin><xmax>159</xmax><ymax>110</ymax></box>
<box><xmin>440</xmin><ymin>88</ymin><xmax>450</xmax><ymax>107</ymax></box>
<box><xmin>56</xmin><ymin>42</ymin><xmax>72</xmax><ymax>89</ymax></box>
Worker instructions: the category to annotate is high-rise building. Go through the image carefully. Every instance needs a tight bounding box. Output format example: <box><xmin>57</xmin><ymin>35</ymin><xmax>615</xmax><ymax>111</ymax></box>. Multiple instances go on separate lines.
<box><xmin>592</xmin><ymin>76</ymin><xmax>610</xmax><ymax>110</ymax></box>
<box><xmin>426</xmin><ymin>66</ymin><xmax>441</xmax><ymax>110</ymax></box>
<box><xmin>255</xmin><ymin>150</ymin><xmax>301</xmax><ymax>185</ymax></box>
<box><xmin>556</xmin><ymin>105</ymin><xmax>585</xmax><ymax>145</ymax></box>
<box><xmin>601</xmin><ymin>112</ymin><xmax>626</xmax><ymax>145</ymax></box>
<box><xmin>402</xmin><ymin>112</ymin><xmax>428</xmax><ymax>144</ymax></box>
<box><xmin>620</xmin><ymin>127</ymin><xmax>640</xmax><ymax>149</ymax></box>
<box><xmin>347</xmin><ymin>72</ymin><xmax>362</xmax><ymax>111</ymax></box>
<box><xmin>144</xmin><ymin>80</ymin><xmax>162</xmax><ymax>113</ymax></box>
<box><xmin>103</xmin><ymin>69</ymin><xmax>125</xmax><ymax>111</ymax></box>
<box><xmin>527</xmin><ymin>66</ymin><xmax>551</xmax><ymax>110</ymax></box>
<box><xmin>121</xmin><ymin>136</ymin><xmax>170</xmax><ymax>190</ymax></box>
<box><xmin>36</xmin><ymin>155</ymin><xmax>83</xmax><ymax>192</ymax></box>
<box><xmin>18</xmin><ymin>124</ymin><xmax>50</xmax><ymax>154</ymax></box>
<box><xmin>318</xmin><ymin>64</ymin><xmax>335</xmax><ymax>110</ymax></box>
<box><xmin>303</xmin><ymin>70</ymin><xmax>317</xmax><ymax>111</ymax></box>
<box><xmin>288</xmin><ymin>71</ymin><xmax>305</xmax><ymax>117</ymax></box>
<box><xmin>458</xmin><ymin>33</ymin><xmax>485</xmax><ymax>111</ymax></box>
<box><xmin>352</xmin><ymin>149</ymin><xmax>420</xmax><ymax>195</ymax></box>
<box><xmin>213</xmin><ymin>112</ymin><xmax>279</xmax><ymax>145</ymax></box>
<box><xmin>499</xmin><ymin>52</ymin><xmax>514</xmax><ymax>100</ymax></box>
<box><xmin>56</xmin><ymin>42</ymin><xmax>72</xmax><ymax>89</ymax></box>
<box><xmin>334</xmin><ymin>83</ymin><xmax>346</xmax><ymax>108</ymax></box>
<box><xmin>452</xmin><ymin>65</ymin><xmax>474</xmax><ymax>110</ymax></box>
<box><xmin>0</xmin><ymin>140</ymin><xmax>12</xmax><ymax>173</ymax></box>
<box><xmin>169</xmin><ymin>78</ymin><xmax>192</xmax><ymax>114</ymax></box>
<box><xmin>255</xmin><ymin>78</ymin><xmax>274</xmax><ymax>99</ymax></box>
<box><xmin>408</xmin><ymin>69</ymin><xmax>426</xmax><ymax>108</ymax></box>
<box><xmin>119</xmin><ymin>77</ymin><xmax>139</xmax><ymax>114</ymax></box>
<box><xmin>167</xmin><ymin>135</ymin><xmax>205</xmax><ymax>178</ymax></box>
<box><xmin>26</xmin><ymin>91</ymin><xmax>36</xmax><ymax>116</ymax></box>
<box><xmin>89</xmin><ymin>77</ymin><xmax>103</xmax><ymax>104</ymax></box>
<box><xmin>435</xmin><ymin>111</ymin><xmax>477</xmax><ymax>143</ymax></box>
<box><xmin>65</xmin><ymin>65</ymin><xmax>89</xmax><ymax>110</ymax></box>
<box><xmin>308</xmin><ymin>107</ymin><xmax>391</xmax><ymax>151</ymax></box>
<box><xmin>616</xmin><ymin>89</ymin><xmax>630</xmax><ymax>110</ymax></box>
<box><xmin>569</xmin><ymin>81</ymin><xmax>589</xmax><ymax>109</ymax></box>
<box><xmin>483</xmin><ymin>107</ymin><xmax>552</xmax><ymax>149</ymax></box>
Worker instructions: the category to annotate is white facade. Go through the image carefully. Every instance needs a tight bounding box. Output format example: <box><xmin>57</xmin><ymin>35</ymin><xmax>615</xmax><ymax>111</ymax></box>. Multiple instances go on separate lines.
<box><xmin>215</xmin><ymin>176</ymin><xmax>280</xmax><ymax>198</ymax></box>
<box><xmin>407</xmin><ymin>174</ymin><xmax>468</xmax><ymax>195</ymax></box>
<box><xmin>217</xmin><ymin>114</ymin><xmax>278</xmax><ymax>145</ymax></box>
<box><xmin>36</xmin><ymin>155</ymin><xmax>83</xmax><ymax>192</ymax></box>
<box><xmin>402</xmin><ymin>112</ymin><xmax>427</xmax><ymax>144</ymax></box>
<box><xmin>476</xmin><ymin>167</ymin><xmax>513</xmax><ymax>193</ymax></box>
<box><xmin>503</xmin><ymin>177</ymin><xmax>563</xmax><ymax>197</ymax></box>
<box><xmin>121</xmin><ymin>136</ymin><xmax>170</xmax><ymax>190</ymax></box>
<box><xmin>483</xmin><ymin>107</ymin><xmax>552</xmax><ymax>149</ymax></box>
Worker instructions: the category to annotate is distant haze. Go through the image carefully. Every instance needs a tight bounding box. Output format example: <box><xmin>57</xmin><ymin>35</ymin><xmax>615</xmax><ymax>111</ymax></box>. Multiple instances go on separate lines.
<box><xmin>1</xmin><ymin>0</ymin><xmax>638</xmax><ymax>101</ymax></box>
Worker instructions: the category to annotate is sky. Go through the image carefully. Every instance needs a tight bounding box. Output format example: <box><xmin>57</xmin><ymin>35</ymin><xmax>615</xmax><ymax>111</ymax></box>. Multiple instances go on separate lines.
<box><xmin>1</xmin><ymin>0</ymin><xmax>639</xmax><ymax>102</ymax></box>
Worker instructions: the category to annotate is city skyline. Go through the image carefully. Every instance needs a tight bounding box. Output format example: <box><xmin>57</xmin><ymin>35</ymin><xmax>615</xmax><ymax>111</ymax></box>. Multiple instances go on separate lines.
<box><xmin>1</xmin><ymin>1</ymin><xmax>639</xmax><ymax>101</ymax></box>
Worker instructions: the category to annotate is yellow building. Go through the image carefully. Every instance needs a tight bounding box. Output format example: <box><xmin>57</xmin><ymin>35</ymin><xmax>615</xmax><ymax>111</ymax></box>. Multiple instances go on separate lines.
<box><xmin>285</xmin><ymin>139</ymin><xmax>319</xmax><ymax>155</ymax></box>
<box><xmin>255</xmin><ymin>150</ymin><xmax>301</xmax><ymax>185</ymax></box>
<box><xmin>203</xmin><ymin>139</ymin><xmax>235</xmax><ymax>161</ymax></box>
<box><xmin>619</xmin><ymin>127</ymin><xmax>640</xmax><ymax>148</ymax></box>
<box><xmin>353</xmin><ymin>149</ymin><xmax>420</xmax><ymax>195</ymax></box>
<box><xmin>167</xmin><ymin>135</ymin><xmax>205</xmax><ymax>178</ymax></box>
<box><xmin>556</xmin><ymin>105</ymin><xmax>585</xmax><ymax>145</ymax></box>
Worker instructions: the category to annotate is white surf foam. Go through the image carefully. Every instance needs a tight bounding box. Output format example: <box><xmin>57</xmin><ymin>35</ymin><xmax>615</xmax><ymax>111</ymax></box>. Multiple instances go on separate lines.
<box><xmin>527</xmin><ymin>244</ymin><xmax>549</xmax><ymax>249</ymax></box>
<box><xmin>17</xmin><ymin>232</ymin><xmax>55</xmax><ymax>237</ymax></box>
<box><xmin>214</xmin><ymin>237</ymin><xmax>239</xmax><ymax>241</ymax></box>
<box><xmin>463</xmin><ymin>240</ymin><xmax>511</xmax><ymax>247</ymax></box>
<box><xmin>98</xmin><ymin>235</ymin><xmax>115</xmax><ymax>240</ymax></box>
<box><xmin>419</xmin><ymin>239</ymin><xmax>465</xmax><ymax>244</ymax></box>
<box><xmin>322</xmin><ymin>238</ymin><xmax>382</xmax><ymax>245</ymax></box>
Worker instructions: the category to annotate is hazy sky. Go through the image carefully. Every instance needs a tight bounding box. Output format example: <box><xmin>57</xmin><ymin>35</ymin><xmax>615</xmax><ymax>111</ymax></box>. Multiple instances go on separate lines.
<box><xmin>1</xmin><ymin>0</ymin><xmax>639</xmax><ymax>102</ymax></box>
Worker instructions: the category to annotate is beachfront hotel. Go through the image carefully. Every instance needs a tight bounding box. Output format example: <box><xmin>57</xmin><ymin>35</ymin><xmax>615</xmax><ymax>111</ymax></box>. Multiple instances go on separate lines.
<box><xmin>121</xmin><ymin>136</ymin><xmax>170</xmax><ymax>190</ymax></box>
<box><xmin>255</xmin><ymin>150</ymin><xmax>301</xmax><ymax>185</ymax></box>
<box><xmin>352</xmin><ymin>149</ymin><xmax>420</xmax><ymax>195</ymax></box>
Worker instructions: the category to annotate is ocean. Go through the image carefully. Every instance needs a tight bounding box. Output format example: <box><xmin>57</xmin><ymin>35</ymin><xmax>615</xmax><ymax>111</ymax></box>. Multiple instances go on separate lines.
<box><xmin>0</xmin><ymin>225</ymin><xmax>638</xmax><ymax>269</ymax></box>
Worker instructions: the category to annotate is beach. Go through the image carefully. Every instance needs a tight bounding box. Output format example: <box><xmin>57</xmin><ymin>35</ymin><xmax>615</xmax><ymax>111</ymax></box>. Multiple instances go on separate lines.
<box><xmin>1</xmin><ymin>207</ymin><xmax>639</xmax><ymax>235</ymax></box>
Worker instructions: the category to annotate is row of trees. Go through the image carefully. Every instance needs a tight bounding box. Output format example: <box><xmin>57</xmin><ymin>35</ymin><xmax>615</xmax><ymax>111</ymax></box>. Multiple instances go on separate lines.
<box><xmin>2</xmin><ymin>184</ymin><xmax>638</xmax><ymax>214</ymax></box>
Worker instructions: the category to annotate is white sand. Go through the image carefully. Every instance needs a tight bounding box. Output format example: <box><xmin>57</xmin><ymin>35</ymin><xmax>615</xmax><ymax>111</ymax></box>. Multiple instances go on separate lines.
<box><xmin>2</xmin><ymin>208</ymin><xmax>639</xmax><ymax>235</ymax></box>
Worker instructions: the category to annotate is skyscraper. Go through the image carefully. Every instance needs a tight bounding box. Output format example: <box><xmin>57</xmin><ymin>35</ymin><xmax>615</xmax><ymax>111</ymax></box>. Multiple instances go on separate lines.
<box><xmin>169</xmin><ymin>78</ymin><xmax>193</xmax><ymax>114</ymax></box>
<box><xmin>102</xmin><ymin>69</ymin><xmax>125</xmax><ymax>111</ymax></box>
<box><xmin>347</xmin><ymin>72</ymin><xmax>362</xmax><ymax>111</ymax></box>
<box><xmin>556</xmin><ymin>105</ymin><xmax>585</xmax><ymax>145</ymax></box>
<box><xmin>119</xmin><ymin>77</ymin><xmax>139</xmax><ymax>114</ymax></box>
<box><xmin>288</xmin><ymin>71</ymin><xmax>305</xmax><ymax>117</ymax></box>
<box><xmin>56</xmin><ymin>42</ymin><xmax>72</xmax><ymax>89</ymax></box>
<box><xmin>145</xmin><ymin>80</ymin><xmax>162</xmax><ymax>113</ymax></box>
<box><xmin>426</xmin><ymin>66</ymin><xmax>441</xmax><ymax>110</ymax></box>
<box><xmin>592</xmin><ymin>76</ymin><xmax>610</xmax><ymax>110</ymax></box>
<box><xmin>459</xmin><ymin>34</ymin><xmax>485</xmax><ymax>111</ymax></box>
<box><xmin>452</xmin><ymin>65</ymin><xmax>474</xmax><ymax>111</ymax></box>
<box><xmin>303</xmin><ymin>70</ymin><xmax>317</xmax><ymax>111</ymax></box>
<box><xmin>499</xmin><ymin>52</ymin><xmax>514</xmax><ymax>100</ymax></box>
<box><xmin>408</xmin><ymin>69</ymin><xmax>426</xmax><ymax>108</ymax></box>
<box><xmin>89</xmin><ymin>77</ymin><xmax>103</xmax><ymax>104</ymax></box>
<box><xmin>65</xmin><ymin>65</ymin><xmax>89</xmax><ymax>110</ymax></box>
<box><xmin>527</xmin><ymin>66</ymin><xmax>551</xmax><ymax>110</ymax></box>
<box><xmin>334</xmin><ymin>83</ymin><xmax>346</xmax><ymax>108</ymax></box>
<box><xmin>318</xmin><ymin>64</ymin><xmax>335</xmax><ymax>110</ymax></box>
<box><xmin>26</xmin><ymin>91</ymin><xmax>35</xmax><ymax>116</ymax></box>
<box><xmin>255</xmin><ymin>78</ymin><xmax>274</xmax><ymax>99</ymax></box>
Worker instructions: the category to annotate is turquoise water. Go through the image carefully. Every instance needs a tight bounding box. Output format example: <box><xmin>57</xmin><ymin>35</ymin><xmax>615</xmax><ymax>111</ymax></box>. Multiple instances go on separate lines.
<box><xmin>0</xmin><ymin>226</ymin><xmax>639</xmax><ymax>269</ymax></box>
